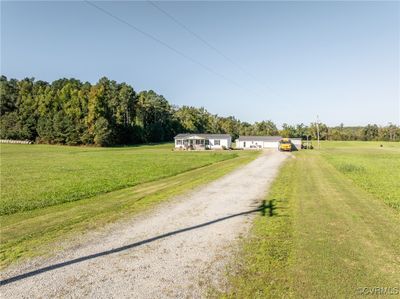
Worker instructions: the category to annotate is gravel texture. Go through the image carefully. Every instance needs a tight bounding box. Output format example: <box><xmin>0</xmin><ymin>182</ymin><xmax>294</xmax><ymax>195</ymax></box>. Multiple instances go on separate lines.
<box><xmin>1</xmin><ymin>150</ymin><xmax>287</xmax><ymax>298</ymax></box>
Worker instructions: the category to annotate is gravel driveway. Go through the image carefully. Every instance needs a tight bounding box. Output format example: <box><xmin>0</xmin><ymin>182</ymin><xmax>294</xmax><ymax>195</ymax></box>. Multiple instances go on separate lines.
<box><xmin>1</xmin><ymin>150</ymin><xmax>287</xmax><ymax>298</ymax></box>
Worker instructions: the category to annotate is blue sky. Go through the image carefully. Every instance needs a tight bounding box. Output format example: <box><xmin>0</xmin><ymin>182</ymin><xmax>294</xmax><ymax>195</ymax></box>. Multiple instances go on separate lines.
<box><xmin>1</xmin><ymin>1</ymin><xmax>399</xmax><ymax>126</ymax></box>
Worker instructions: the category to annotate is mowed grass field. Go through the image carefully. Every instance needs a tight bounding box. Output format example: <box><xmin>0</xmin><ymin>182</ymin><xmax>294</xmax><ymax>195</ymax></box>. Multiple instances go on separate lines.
<box><xmin>321</xmin><ymin>141</ymin><xmax>400</xmax><ymax>210</ymax></box>
<box><xmin>1</xmin><ymin>143</ymin><xmax>237</xmax><ymax>215</ymax></box>
<box><xmin>0</xmin><ymin>144</ymin><xmax>259</xmax><ymax>268</ymax></box>
<box><xmin>219</xmin><ymin>141</ymin><xmax>400</xmax><ymax>298</ymax></box>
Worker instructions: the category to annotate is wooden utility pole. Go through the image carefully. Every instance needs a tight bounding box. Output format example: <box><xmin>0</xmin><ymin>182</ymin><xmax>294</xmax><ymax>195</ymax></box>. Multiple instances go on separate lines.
<box><xmin>316</xmin><ymin>115</ymin><xmax>320</xmax><ymax>149</ymax></box>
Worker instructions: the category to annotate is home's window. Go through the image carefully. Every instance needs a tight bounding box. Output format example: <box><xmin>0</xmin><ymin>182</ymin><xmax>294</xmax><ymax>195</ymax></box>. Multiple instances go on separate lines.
<box><xmin>214</xmin><ymin>139</ymin><xmax>220</xmax><ymax>145</ymax></box>
<box><xmin>176</xmin><ymin>139</ymin><xmax>182</xmax><ymax>145</ymax></box>
<box><xmin>205</xmin><ymin>140</ymin><xmax>209</xmax><ymax>145</ymax></box>
<box><xmin>196</xmin><ymin>139</ymin><xmax>201</xmax><ymax>145</ymax></box>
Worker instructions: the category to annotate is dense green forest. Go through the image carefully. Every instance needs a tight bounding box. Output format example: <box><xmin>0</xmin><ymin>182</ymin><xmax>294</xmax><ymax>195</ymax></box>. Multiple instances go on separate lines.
<box><xmin>1</xmin><ymin>76</ymin><xmax>399</xmax><ymax>146</ymax></box>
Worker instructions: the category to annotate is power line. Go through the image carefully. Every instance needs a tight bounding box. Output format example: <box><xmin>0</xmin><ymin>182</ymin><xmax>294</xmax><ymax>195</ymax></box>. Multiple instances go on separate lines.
<box><xmin>84</xmin><ymin>1</ymin><xmax>256</xmax><ymax>94</ymax></box>
<box><xmin>147</xmin><ymin>1</ymin><xmax>238</xmax><ymax>68</ymax></box>
<box><xmin>147</xmin><ymin>0</ymin><xmax>279</xmax><ymax>97</ymax></box>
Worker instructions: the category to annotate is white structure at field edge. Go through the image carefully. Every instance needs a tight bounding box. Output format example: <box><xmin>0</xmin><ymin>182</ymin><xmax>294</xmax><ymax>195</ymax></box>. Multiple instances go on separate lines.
<box><xmin>235</xmin><ymin>136</ymin><xmax>302</xmax><ymax>150</ymax></box>
<box><xmin>174</xmin><ymin>134</ymin><xmax>232</xmax><ymax>150</ymax></box>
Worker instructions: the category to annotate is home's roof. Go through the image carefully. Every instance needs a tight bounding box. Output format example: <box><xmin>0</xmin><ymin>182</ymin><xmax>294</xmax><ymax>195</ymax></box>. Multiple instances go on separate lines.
<box><xmin>237</xmin><ymin>136</ymin><xmax>303</xmax><ymax>141</ymax></box>
<box><xmin>174</xmin><ymin>133</ymin><xmax>231</xmax><ymax>140</ymax></box>
<box><xmin>237</xmin><ymin>136</ymin><xmax>282</xmax><ymax>141</ymax></box>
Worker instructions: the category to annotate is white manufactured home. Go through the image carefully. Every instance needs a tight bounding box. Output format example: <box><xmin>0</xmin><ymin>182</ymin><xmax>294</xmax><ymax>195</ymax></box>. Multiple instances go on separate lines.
<box><xmin>174</xmin><ymin>133</ymin><xmax>232</xmax><ymax>150</ymax></box>
<box><xmin>236</xmin><ymin>136</ymin><xmax>302</xmax><ymax>150</ymax></box>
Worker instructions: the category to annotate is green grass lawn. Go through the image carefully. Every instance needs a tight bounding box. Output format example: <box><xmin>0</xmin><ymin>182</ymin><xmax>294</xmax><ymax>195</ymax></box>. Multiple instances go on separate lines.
<box><xmin>0</xmin><ymin>143</ymin><xmax>239</xmax><ymax>215</ymax></box>
<box><xmin>219</xmin><ymin>142</ymin><xmax>400</xmax><ymax>298</ymax></box>
<box><xmin>320</xmin><ymin>141</ymin><xmax>400</xmax><ymax>211</ymax></box>
<box><xmin>0</xmin><ymin>144</ymin><xmax>259</xmax><ymax>268</ymax></box>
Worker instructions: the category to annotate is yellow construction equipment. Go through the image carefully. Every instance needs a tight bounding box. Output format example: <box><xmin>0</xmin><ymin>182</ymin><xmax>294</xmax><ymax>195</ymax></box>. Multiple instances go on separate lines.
<box><xmin>279</xmin><ymin>138</ymin><xmax>292</xmax><ymax>152</ymax></box>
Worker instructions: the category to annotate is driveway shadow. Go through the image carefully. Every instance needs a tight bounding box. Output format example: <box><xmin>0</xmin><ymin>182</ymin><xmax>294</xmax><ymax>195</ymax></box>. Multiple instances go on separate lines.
<box><xmin>1</xmin><ymin>201</ymin><xmax>275</xmax><ymax>286</ymax></box>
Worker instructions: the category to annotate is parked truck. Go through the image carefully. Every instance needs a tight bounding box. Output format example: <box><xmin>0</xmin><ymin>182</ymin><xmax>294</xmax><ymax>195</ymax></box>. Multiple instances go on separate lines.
<box><xmin>278</xmin><ymin>138</ymin><xmax>292</xmax><ymax>152</ymax></box>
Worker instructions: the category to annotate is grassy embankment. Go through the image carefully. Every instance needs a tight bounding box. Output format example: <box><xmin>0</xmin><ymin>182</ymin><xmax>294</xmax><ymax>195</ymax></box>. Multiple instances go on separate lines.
<box><xmin>0</xmin><ymin>143</ymin><xmax>259</xmax><ymax>269</ymax></box>
<box><xmin>219</xmin><ymin>141</ymin><xmax>400</xmax><ymax>298</ymax></box>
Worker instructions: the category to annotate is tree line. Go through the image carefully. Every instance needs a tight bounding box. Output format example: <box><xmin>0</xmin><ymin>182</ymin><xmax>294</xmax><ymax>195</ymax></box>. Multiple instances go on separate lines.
<box><xmin>1</xmin><ymin>76</ymin><xmax>399</xmax><ymax>146</ymax></box>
